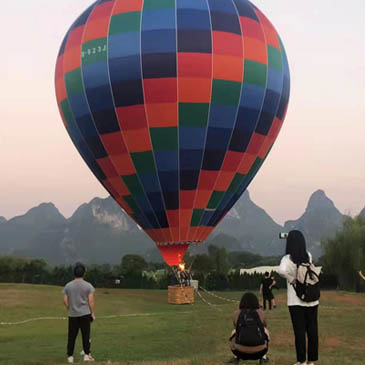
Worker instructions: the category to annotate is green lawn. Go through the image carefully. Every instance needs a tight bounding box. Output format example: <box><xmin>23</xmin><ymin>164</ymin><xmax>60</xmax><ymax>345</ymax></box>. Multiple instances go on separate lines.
<box><xmin>0</xmin><ymin>284</ymin><xmax>364</xmax><ymax>364</ymax></box>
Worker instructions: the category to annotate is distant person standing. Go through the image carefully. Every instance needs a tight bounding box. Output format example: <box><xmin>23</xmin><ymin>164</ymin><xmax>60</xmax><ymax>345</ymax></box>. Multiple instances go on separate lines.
<box><xmin>359</xmin><ymin>270</ymin><xmax>365</xmax><ymax>281</ymax></box>
<box><xmin>278</xmin><ymin>230</ymin><xmax>319</xmax><ymax>365</ymax></box>
<box><xmin>63</xmin><ymin>263</ymin><xmax>95</xmax><ymax>363</ymax></box>
<box><xmin>270</xmin><ymin>276</ymin><xmax>278</xmax><ymax>308</ymax></box>
<box><xmin>259</xmin><ymin>272</ymin><xmax>275</xmax><ymax>310</ymax></box>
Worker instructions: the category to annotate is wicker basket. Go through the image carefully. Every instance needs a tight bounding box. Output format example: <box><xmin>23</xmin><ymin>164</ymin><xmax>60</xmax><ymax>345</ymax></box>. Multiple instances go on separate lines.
<box><xmin>168</xmin><ymin>285</ymin><xmax>194</xmax><ymax>304</ymax></box>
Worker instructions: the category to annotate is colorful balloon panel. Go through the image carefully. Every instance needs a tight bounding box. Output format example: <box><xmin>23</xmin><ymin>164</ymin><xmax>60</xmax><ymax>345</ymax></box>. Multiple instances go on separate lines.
<box><xmin>55</xmin><ymin>0</ymin><xmax>290</xmax><ymax>266</ymax></box>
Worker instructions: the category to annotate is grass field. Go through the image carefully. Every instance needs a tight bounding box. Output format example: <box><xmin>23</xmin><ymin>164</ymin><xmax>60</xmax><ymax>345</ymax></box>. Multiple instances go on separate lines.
<box><xmin>0</xmin><ymin>284</ymin><xmax>365</xmax><ymax>365</ymax></box>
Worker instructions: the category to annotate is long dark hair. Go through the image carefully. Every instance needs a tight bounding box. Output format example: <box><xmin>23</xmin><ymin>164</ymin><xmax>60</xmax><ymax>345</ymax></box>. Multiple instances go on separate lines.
<box><xmin>285</xmin><ymin>230</ymin><xmax>309</xmax><ymax>264</ymax></box>
<box><xmin>239</xmin><ymin>292</ymin><xmax>260</xmax><ymax>310</ymax></box>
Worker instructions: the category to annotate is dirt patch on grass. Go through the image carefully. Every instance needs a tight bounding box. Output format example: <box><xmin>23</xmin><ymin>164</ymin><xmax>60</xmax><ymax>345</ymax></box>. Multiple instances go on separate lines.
<box><xmin>0</xmin><ymin>289</ymin><xmax>24</xmax><ymax>296</ymax></box>
<box><xmin>273</xmin><ymin>296</ymin><xmax>287</xmax><ymax>304</ymax></box>
<box><xmin>253</xmin><ymin>331</ymin><xmax>343</xmax><ymax>353</ymax></box>
<box><xmin>349</xmin><ymin>343</ymin><xmax>365</xmax><ymax>351</ymax></box>
<box><xmin>323</xmin><ymin>336</ymin><xmax>342</xmax><ymax>350</ymax></box>
<box><xmin>321</xmin><ymin>292</ymin><xmax>365</xmax><ymax>306</ymax></box>
<box><xmin>335</xmin><ymin>295</ymin><xmax>365</xmax><ymax>306</ymax></box>
<box><xmin>93</xmin><ymin>361</ymin><xmax>215</xmax><ymax>365</ymax></box>
<box><xmin>0</xmin><ymin>287</ymin><xmax>59</xmax><ymax>310</ymax></box>
<box><xmin>271</xmin><ymin>331</ymin><xmax>294</xmax><ymax>347</ymax></box>
<box><xmin>0</xmin><ymin>289</ymin><xmax>25</xmax><ymax>307</ymax></box>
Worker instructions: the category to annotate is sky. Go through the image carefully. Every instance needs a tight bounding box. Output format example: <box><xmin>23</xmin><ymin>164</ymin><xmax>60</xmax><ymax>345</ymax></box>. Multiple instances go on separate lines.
<box><xmin>1</xmin><ymin>0</ymin><xmax>364</xmax><ymax>225</ymax></box>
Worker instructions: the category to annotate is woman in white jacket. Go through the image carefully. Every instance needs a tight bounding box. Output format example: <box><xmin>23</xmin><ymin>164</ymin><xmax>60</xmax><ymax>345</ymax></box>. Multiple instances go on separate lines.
<box><xmin>278</xmin><ymin>230</ymin><xmax>319</xmax><ymax>365</ymax></box>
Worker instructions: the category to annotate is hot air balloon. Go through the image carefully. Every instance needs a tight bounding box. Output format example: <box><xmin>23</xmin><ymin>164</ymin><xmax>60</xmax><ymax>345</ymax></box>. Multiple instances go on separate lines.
<box><xmin>55</xmin><ymin>0</ymin><xmax>290</xmax><ymax>266</ymax></box>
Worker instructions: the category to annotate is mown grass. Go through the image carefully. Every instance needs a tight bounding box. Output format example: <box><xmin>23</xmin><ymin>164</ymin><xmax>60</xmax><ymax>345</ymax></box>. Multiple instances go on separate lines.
<box><xmin>0</xmin><ymin>284</ymin><xmax>364</xmax><ymax>364</ymax></box>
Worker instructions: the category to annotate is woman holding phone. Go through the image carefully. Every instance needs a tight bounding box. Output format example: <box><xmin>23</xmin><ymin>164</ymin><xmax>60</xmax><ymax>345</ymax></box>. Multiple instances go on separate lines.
<box><xmin>278</xmin><ymin>230</ymin><xmax>319</xmax><ymax>365</ymax></box>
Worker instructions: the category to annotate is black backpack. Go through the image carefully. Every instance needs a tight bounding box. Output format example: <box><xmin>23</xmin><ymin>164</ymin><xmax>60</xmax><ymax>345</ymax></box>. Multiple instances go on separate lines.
<box><xmin>294</xmin><ymin>263</ymin><xmax>320</xmax><ymax>302</ymax></box>
<box><xmin>235</xmin><ymin>309</ymin><xmax>266</xmax><ymax>347</ymax></box>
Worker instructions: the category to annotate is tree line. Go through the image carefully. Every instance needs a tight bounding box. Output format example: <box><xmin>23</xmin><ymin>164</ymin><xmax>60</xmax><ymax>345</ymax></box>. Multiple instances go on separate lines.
<box><xmin>0</xmin><ymin>240</ymin><xmax>341</xmax><ymax>291</ymax></box>
<box><xmin>321</xmin><ymin>215</ymin><xmax>365</xmax><ymax>292</ymax></box>
<box><xmin>0</xmin><ymin>251</ymin><xmax>287</xmax><ymax>291</ymax></box>
<box><xmin>1</xmin><ymin>215</ymin><xmax>363</xmax><ymax>291</ymax></box>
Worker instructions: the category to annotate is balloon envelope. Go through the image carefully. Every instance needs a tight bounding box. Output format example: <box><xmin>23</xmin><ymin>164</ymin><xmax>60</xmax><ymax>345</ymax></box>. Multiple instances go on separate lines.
<box><xmin>55</xmin><ymin>0</ymin><xmax>290</xmax><ymax>266</ymax></box>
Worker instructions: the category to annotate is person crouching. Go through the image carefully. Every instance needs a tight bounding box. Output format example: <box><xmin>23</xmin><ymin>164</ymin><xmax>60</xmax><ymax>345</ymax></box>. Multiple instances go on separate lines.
<box><xmin>228</xmin><ymin>292</ymin><xmax>270</xmax><ymax>364</ymax></box>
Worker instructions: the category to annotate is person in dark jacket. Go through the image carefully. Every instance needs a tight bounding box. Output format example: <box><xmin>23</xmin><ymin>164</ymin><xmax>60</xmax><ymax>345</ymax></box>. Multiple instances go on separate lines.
<box><xmin>259</xmin><ymin>272</ymin><xmax>276</xmax><ymax>310</ymax></box>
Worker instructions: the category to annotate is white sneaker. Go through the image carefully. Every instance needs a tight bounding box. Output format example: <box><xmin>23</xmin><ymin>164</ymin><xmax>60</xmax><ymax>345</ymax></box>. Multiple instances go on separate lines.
<box><xmin>80</xmin><ymin>350</ymin><xmax>85</xmax><ymax>356</ymax></box>
<box><xmin>67</xmin><ymin>356</ymin><xmax>74</xmax><ymax>363</ymax></box>
<box><xmin>293</xmin><ymin>363</ymin><xmax>306</xmax><ymax>365</ymax></box>
<box><xmin>84</xmin><ymin>353</ymin><xmax>95</xmax><ymax>362</ymax></box>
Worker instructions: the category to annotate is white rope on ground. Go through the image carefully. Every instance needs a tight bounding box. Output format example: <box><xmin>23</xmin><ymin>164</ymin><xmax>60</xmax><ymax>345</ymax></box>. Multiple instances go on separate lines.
<box><xmin>196</xmin><ymin>291</ymin><xmax>345</xmax><ymax>312</ymax></box>
<box><xmin>0</xmin><ymin>305</ymin><xmax>348</xmax><ymax>325</ymax></box>
<box><xmin>199</xmin><ymin>286</ymin><xmax>239</xmax><ymax>303</ymax></box>
<box><xmin>195</xmin><ymin>289</ymin><xmax>222</xmax><ymax>311</ymax></box>
<box><xmin>0</xmin><ymin>311</ymin><xmax>192</xmax><ymax>326</ymax></box>
<box><xmin>0</xmin><ymin>316</ymin><xmax>67</xmax><ymax>326</ymax></box>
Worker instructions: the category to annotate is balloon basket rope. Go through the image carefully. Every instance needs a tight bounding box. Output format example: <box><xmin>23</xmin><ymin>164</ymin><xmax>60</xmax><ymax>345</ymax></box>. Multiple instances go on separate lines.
<box><xmin>168</xmin><ymin>285</ymin><xmax>194</xmax><ymax>304</ymax></box>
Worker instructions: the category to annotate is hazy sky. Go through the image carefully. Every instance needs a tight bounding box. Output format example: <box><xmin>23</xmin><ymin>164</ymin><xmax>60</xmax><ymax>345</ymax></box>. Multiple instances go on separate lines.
<box><xmin>1</xmin><ymin>0</ymin><xmax>364</xmax><ymax>225</ymax></box>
